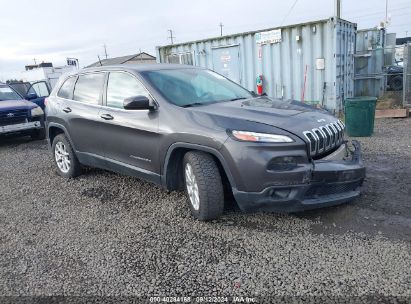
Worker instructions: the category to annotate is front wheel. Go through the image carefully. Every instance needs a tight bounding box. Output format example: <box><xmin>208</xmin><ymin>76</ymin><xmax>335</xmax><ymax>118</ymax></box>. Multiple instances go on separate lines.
<box><xmin>183</xmin><ymin>151</ymin><xmax>224</xmax><ymax>221</ymax></box>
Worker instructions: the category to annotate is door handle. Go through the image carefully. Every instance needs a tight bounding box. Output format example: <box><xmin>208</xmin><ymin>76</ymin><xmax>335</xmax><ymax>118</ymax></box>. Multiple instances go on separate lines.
<box><xmin>63</xmin><ymin>107</ymin><xmax>72</xmax><ymax>113</ymax></box>
<box><xmin>100</xmin><ymin>113</ymin><xmax>114</xmax><ymax>120</ymax></box>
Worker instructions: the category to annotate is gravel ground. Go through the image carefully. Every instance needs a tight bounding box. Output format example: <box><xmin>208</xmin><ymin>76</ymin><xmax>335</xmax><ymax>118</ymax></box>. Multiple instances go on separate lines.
<box><xmin>0</xmin><ymin>119</ymin><xmax>410</xmax><ymax>301</ymax></box>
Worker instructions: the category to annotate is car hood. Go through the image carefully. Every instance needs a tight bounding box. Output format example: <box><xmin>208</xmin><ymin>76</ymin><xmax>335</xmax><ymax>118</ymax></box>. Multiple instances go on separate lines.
<box><xmin>0</xmin><ymin>99</ymin><xmax>37</xmax><ymax>111</ymax></box>
<box><xmin>190</xmin><ymin>97</ymin><xmax>340</xmax><ymax>135</ymax></box>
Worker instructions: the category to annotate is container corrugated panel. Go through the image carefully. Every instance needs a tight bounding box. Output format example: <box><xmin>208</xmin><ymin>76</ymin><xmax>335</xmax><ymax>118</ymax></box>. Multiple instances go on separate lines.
<box><xmin>354</xmin><ymin>28</ymin><xmax>386</xmax><ymax>97</ymax></box>
<box><xmin>384</xmin><ymin>32</ymin><xmax>396</xmax><ymax>65</ymax></box>
<box><xmin>157</xmin><ymin>17</ymin><xmax>356</xmax><ymax>114</ymax></box>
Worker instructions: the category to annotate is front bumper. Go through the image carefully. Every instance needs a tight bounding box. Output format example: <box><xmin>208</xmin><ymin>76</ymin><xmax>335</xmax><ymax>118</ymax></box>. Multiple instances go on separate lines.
<box><xmin>232</xmin><ymin>140</ymin><xmax>365</xmax><ymax>213</ymax></box>
<box><xmin>0</xmin><ymin>119</ymin><xmax>44</xmax><ymax>135</ymax></box>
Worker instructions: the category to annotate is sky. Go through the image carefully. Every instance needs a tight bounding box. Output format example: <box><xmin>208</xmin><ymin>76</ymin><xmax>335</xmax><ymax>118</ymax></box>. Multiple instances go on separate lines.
<box><xmin>0</xmin><ymin>0</ymin><xmax>410</xmax><ymax>81</ymax></box>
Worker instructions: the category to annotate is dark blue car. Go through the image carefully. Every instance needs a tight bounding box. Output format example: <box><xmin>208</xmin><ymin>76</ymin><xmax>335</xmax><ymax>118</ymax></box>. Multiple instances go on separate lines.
<box><xmin>0</xmin><ymin>82</ymin><xmax>46</xmax><ymax>139</ymax></box>
<box><xmin>8</xmin><ymin>81</ymin><xmax>50</xmax><ymax>110</ymax></box>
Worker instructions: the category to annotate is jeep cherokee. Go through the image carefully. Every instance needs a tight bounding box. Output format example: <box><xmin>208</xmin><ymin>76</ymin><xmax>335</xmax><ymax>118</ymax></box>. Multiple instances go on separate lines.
<box><xmin>46</xmin><ymin>64</ymin><xmax>365</xmax><ymax>221</ymax></box>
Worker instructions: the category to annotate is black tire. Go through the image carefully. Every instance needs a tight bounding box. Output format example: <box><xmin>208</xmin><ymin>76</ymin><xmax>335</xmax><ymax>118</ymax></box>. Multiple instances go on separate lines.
<box><xmin>52</xmin><ymin>134</ymin><xmax>82</xmax><ymax>178</ymax></box>
<box><xmin>183</xmin><ymin>151</ymin><xmax>224</xmax><ymax>221</ymax></box>
<box><xmin>30</xmin><ymin>128</ymin><xmax>46</xmax><ymax>140</ymax></box>
<box><xmin>389</xmin><ymin>75</ymin><xmax>403</xmax><ymax>91</ymax></box>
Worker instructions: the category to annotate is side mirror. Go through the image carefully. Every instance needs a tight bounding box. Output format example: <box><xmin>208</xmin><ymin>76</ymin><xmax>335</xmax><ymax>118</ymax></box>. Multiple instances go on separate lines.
<box><xmin>26</xmin><ymin>92</ymin><xmax>38</xmax><ymax>100</ymax></box>
<box><xmin>123</xmin><ymin>95</ymin><xmax>155</xmax><ymax>110</ymax></box>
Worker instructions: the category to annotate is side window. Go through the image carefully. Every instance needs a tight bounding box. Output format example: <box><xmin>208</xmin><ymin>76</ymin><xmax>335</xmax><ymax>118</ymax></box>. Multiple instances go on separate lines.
<box><xmin>106</xmin><ymin>72</ymin><xmax>150</xmax><ymax>109</ymax></box>
<box><xmin>28</xmin><ymin>81</ymin><xmax>50</xmax><ymax>97</ymax></box>
<box><xmin>57</xmin><ymin>77</ymin><xmax>76</xmax><ymax>99</ymax></box>
<box><xmin>73</xmin><ymin>73</ymin><xmax>105</xmax><ymax>104</ymax></box>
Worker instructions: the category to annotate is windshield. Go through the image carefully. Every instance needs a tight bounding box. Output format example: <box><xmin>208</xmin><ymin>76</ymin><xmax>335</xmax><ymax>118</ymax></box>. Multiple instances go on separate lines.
<box><xmin>141</xmin><ymin>68</ymin><xmax>253</xmax><ymax>107</ymax></box>
<box><xmin>0</xmin><ymin>85</ymin><xmax>23</xmax><ymax>101</ymax></box>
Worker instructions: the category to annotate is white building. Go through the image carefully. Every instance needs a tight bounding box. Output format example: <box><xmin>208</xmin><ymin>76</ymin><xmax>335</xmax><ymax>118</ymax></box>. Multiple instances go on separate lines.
<box><xmin>21</xmin><ymin>62</ymin><xmax>76</xmax><ymax>89</ymax></box>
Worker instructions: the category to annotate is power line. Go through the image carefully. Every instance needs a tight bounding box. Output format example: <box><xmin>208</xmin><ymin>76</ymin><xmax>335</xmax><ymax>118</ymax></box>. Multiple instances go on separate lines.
<box><xmin>343</xmin><ymin>5</ymin><xmax>411</xmax><ymax>17</ymax></box>
<box><xmin>280</xmin><ymin>0</ymin><xmax>299</xmax><ymax>26</ymax></box>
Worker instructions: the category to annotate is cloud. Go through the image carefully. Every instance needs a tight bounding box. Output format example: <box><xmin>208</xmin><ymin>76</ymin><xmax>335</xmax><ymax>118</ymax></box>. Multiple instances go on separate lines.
<box><xmin>0</xmin><ymin>0</ymin><xmax>409</xmax><ymax>80</ymax></box>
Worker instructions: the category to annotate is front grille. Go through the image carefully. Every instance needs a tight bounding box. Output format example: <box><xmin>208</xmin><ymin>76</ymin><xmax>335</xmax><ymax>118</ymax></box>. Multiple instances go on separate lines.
<box><xmin>304</xmin><ymin>180</ymin><xmax>362</xmax><ymax>199</ymax></box>
<box><xmin>0</xmin><ymin>117</ymin><xmax>27</xmax><ymax>126</ymax></box>
<box><xmin>0</xmin><ymin>109</ymin><xmax>29</xmax><ymax>126</ymax></box>
<box><xmin>0</xmin><ymin>109</ymin><xmax>29</xmax><ymax>119</ymax></box>
<box><xmin>303</xmin><ymin>120</ymin><xmax>345</xmax><ymax>157</ymax></box>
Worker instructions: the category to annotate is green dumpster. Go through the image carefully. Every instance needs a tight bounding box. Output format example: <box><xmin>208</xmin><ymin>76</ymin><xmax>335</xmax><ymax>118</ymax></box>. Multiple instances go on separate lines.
<box><xmin>344</xmin><ymin>96</ymin><xmax>377</xmax><ymax>137</ymax></box>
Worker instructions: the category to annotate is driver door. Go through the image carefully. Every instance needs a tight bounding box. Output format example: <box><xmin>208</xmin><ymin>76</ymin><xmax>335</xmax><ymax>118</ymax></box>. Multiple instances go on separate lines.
<box><xmin>26</xmin><ymin>81</ymin><xmax>50</xmax><ymax>109</ymax></box>
<box><xmin>99</xmin><ymin>71</ymin><xmax>161</xmax><ymax>178</ymax></box>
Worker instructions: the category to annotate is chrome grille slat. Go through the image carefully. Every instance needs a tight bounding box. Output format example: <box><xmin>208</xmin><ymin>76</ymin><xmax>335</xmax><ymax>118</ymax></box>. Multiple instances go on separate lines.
<box><xmin>303</xmin><ymin>120</ymin><xmax>345</xmax><ymax>157</ymax></box>
<box><xmin>303</xmin><ymin>131</ymin><xmax>317</xmax><ymax>155</ymax></box>
<box><xmin>324</xmin><ymin>125</ymin><xmax>335</xmax><ymax>147</ymax></box>
<box><xmin>329</xmin><ymin>124</ymin><xmax>338</xmax><ymax>146</ymax></box>
<box><xmin>333</xmin><ymin>122</ymin><xmax>342</xmax><ymax>143</ymax></box>
<box><xmin>313</xmin><ymin>128</ymin><xmax>325</xmax><ymax>153</ymax></box>
<box><xmin>320</xmin><ymin>126</ymin><xmax>331</xmax><ymax>149</ymax></box>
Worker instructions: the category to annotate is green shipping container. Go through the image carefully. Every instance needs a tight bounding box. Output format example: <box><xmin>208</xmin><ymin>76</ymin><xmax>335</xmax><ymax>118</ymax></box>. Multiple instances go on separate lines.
<box><xmin>344</xmin><ymin>97</ymin><xmax>377</xmax><ymax>137</ymax></box>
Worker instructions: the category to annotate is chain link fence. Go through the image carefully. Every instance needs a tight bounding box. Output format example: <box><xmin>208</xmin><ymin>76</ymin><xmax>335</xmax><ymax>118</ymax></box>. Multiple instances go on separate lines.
<box><xmin>354</xmin><ymin>44</ymin><xmax>409</xmax><ymax>109</ymax></box>
<box><xmin>403</xmin><ymin>43</ymin><xmax>411</xmax><ymax>107</ymax></box>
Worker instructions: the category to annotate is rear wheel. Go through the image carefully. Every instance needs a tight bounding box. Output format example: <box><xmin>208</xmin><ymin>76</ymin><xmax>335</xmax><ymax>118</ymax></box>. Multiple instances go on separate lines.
<box><xmin>52</xmin><ymin>134</ymin><xmax>81</xmax><ymax>178</ymax></box>
<box><xmin>183</xmin><ymin>151</ymin><xmax>224</xmax><ymax>221</ymax></box>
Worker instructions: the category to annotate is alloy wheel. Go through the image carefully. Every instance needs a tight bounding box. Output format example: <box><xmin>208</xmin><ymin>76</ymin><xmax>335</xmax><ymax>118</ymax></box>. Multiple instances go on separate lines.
<box><xmin>54</xmin><ymin>141</ymin><xmax>71</xmax><ymax>173</ymax></box>
<box><xmin>185</xmin><ymin>163</ymin><xmax>200</xmax><ymax>210</ymax></box>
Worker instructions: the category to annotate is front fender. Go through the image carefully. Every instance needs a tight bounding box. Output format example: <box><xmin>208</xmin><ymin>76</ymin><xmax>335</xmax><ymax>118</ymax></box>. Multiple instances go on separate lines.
<box><xmin>161</xmin><ymin>142</ymin><xmax>236</xmax><ymax>191</ymax></box>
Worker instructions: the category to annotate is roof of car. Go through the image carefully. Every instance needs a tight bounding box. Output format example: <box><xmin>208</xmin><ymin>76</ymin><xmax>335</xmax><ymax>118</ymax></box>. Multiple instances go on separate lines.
<box><xmin>80</xmin><ymin>63</ymin><xmax>199</xmax><ymax>74</ymax></box>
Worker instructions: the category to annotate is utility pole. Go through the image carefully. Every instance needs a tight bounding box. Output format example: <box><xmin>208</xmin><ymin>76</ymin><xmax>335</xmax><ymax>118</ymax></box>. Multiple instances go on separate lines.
<box><xmin>98</xmin><ymin>55</ymin><xmax>102</xmax><ymax>66</ymax></box>
<box><xmin>139</xmin><ymin>48</ymin><xmax>143</xmax><ymax>62</ymax></box>
<box><xmin>33</xmin><ymin>58</ymin><xmax>37</xmax><ymax>65</ymax></box>
<box><xmin>334</xmin><ymin>0</ymin><xmax>341</xmax><ymax>18</ymax></box>
<box><xmin>103</xmin><ymin>44</ymin><xmax>108</xmax><ymax>59</ymax></box>
<box><xmin>219</xmin><ymin>22</ymin><xmax>224</xmax><ymax>36</ymax></box>
<box><xmin>385</xmin><ymin>0</ymin><xmax>388</xmax><ymax>27</ymax></box>
<box><xmin>168</xmin><ymin>29</ymin><xmax>175</xmax><ymax>44</ymax></box>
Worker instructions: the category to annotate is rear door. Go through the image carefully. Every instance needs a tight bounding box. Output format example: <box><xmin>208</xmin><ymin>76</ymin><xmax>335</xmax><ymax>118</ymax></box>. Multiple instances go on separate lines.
<box><xmin>62</xmin><ymin>72</ymin><xmax>106</xmax><ymax>158</ymax></box>
<box><xmin>99</xmin><ymin>71</ymin><xmax>160</xmax><ymax>175</ymax></box>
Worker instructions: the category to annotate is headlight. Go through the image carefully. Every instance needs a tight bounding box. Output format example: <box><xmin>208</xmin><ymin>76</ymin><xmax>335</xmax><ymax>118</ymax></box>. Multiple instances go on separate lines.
<box><xmin>31</xmin><ymin>106</ymin><xmax>44</xmax><ymax>117</ymax></box>
<box><xmin>231</xmin><ymin>130</ymin><xmax>294</xmax><ymax>143</ymax></box>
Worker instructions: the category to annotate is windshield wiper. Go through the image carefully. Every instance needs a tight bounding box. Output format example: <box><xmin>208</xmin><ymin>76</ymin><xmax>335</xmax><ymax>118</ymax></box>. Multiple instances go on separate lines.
<box><xmin>181</xmin><ymin>102</ymin><xmax>206</xmax><ymax>108</ymax></box>
<box><xmin>229</xmin><ymin>97</ymin><xmax>247</xmax><ymax>101</ymax></box>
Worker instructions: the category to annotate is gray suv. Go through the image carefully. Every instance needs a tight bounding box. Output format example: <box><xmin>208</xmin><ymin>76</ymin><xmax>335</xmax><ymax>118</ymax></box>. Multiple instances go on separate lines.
<box><xmin>46</xmin><ymin>64</ymin><xmax>365</xmax><ymax>221</ymax></box>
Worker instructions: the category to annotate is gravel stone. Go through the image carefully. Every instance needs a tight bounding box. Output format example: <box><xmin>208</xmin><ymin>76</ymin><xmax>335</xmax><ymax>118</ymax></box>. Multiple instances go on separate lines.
<box><xmin>0</xmin><ymin>119</ymin><xmax>410</xmax><ymax>300</ymax></box>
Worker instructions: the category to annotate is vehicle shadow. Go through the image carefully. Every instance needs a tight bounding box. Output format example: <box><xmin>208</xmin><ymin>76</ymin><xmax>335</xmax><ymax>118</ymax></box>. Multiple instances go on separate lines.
<box><xmin>0</xmin><ymin>135</ymin><xmax>38</xmax><ymax>147</ymax></box>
